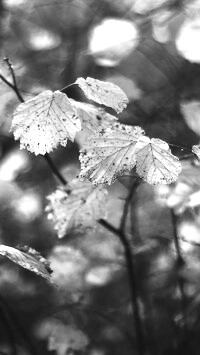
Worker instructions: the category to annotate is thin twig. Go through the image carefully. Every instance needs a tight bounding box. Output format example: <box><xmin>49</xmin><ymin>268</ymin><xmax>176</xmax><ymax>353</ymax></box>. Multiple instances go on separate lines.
<box><xmin>169</xmin><ymin>143</ymin><xmax>193</xmax><ymax>154</ymax></box>
<box><xmin>3</xmin><ymin>58</ymin><xmax>24</xmax><ymax>103</ymax></box>
<box><xmin>120</xmin><ymin>179</ymin><xmax>141</xmax><ymax>232</ymax></box>
<box><xmin>0</xmin><ymin>74</ymin><xmax>15</xmax><ymax>91</ymax></box>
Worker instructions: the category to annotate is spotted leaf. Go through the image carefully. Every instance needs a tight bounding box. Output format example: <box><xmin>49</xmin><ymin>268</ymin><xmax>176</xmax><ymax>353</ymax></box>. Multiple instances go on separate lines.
<box><xmin>79</xmin><ymin>123</ymin><xmax>144</xmax><ymax>185</ymax></box>
<box><xmin>135</xmin><ymin>137</ymin><xmax>182</xmax><ymax>184</ymax></box>
<box><xmin>0</xmin><ymin>244</ymin><xmax>52</xmax><ymax>281</ymax></box>
<box><xmin>75</xmin><ymin>77</ymin><xmax>128</xmax><ymax>113</ymax></box>
<box><xmin>11</xmin><ymin>90</ymin><xmax>81</xmax><ymax>155</ymax></box>
<box><xmin>46</xmin><ymin>178</ymin><xmax>107</xmax><ymax>238</ymax></box>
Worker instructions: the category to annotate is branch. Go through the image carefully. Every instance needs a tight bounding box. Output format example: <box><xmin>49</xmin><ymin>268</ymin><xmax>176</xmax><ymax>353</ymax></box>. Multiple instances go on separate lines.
<box><xmin>3</xmin><ymin>58</ymin><xmax>24</xmax><ymax>102</ymax></box>
<box><xmin>1</xmin><ymin>58</ymin><xmax>67</xmax><ymax>187</ymax></box>
<box><xmin>99</xmin><ymin>179</ymin><xmax>145</xmax><ymax>355</ymax></box>
<box><xmin>0</xmin><ymin>293</ymin><xmax>36</xmax><ymax>355</ymax></box>
<box><xmin>0</xmin><ymin>294</ymin><xmax>18</xmax><ymax>355</ymax></box>
<box><xmin>170</xmin><ymin>209</ymin><xmax>187</xmax><ymax>332</ymax></box>
<box><xmin>44</xmin><ymin>154</ymin><xmax>67</xmax><ymax>185</ymax></box>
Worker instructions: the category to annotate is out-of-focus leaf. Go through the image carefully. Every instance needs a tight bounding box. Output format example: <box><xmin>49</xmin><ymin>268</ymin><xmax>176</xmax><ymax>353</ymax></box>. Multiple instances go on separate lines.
<box><xmin>75</xmin><ymin>77</ymin><xmax>129</xmax><ymax>113</ymax></box>
<box><xmin>79</xmin><ymin>123</ymin><xmax>144</xmax><ymax>185</ymax></box>
<box><xmin>88</xmin><ymin>18</ymin><xmax>139</xmax><ymax>67</ymax></box>
<box><xmin>0</xmin><ymin>150</ymin><xmax>29</xmax><ymax>182</ymax></box>
<box><xmin>39</xmin><ymin>319</ymin><xmax>89</xmax><ymax>355</ymax></box>
<box><xmin>11</xmin><ymin>90</ymin><xmax>81</xmax><ymax>155</ymax></box>
<box><xmin>0</xmin><ymin>244</ymin><xmax>52</xmax><ymax>281</ymax></box>
<box><xmin>180</xmin><ymin>101</ymin><xmax>200</xmax><ymax>135</ymax></box>
<box><xmin>152</xmin><ymin>22</ymin><xmax>170</xmax><ymax>43</ymax></box>
<box><xmin>27</xmin><ymin>27</ymin><xmax>61</xmax><ymax>51</ymax></box>
<box><xmin>135</xmin><ymin>137</ymin><xmax>182</xmax><ymax>184</ymax></box>
<box><xmin>183</xmin><ymin>0</ymin><xmax>200</xmax><ymax>17</ymax></box>
<box><xmin>46</xmin><ymin>178</ymin><xmax>107</xmax><ymax>238</ymax></box>
<box><xmin>49</xmin><ymin>245</ymin><xmax>88</xmax><ymax>290</ymax></box>
<box><xmin>176</xmin><ymin>18</ymin><xmax>200</xmax><ymax>63</ymax></box>
<box><xmin>167</xmin><ymin>161</ymin><xmax>200</xmax><ymax>213</ymax></box>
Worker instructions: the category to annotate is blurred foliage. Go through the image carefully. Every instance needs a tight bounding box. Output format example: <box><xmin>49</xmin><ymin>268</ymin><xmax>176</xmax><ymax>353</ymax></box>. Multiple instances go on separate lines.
<box><xmin>1</xmin><ymin>1</ymin><xmax>200</xmax><ymax>355</ymax></box>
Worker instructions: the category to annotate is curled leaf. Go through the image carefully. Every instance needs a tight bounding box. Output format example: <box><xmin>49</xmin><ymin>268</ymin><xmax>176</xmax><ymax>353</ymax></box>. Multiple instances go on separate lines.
<box><xmin>75</xmin><ymin>77</ymin><xmax>129</xmax><ymax>113</ymax></box>
<box><xmin>46</xmin><ymin>178</ymin><xmax>107</xmax><ymax>238</ymax></box>
<box><xmin>0</xmin><ymin>244</ymin><xmax>52</xmax><ymax>281</ymax></box>
<box><xmin>79</xmin><ymin>123</ymin><xmax>144</xmax><ymax>185</ymax></box>
<box><xmin>11</xmin><ymin>90</ymin><xmax>81</xmax><ymax>155</ymax></box>
<box><xmin>135</xmin><ymin>137</ymin><xmax>182</xmax><ymax>184</ymax></box>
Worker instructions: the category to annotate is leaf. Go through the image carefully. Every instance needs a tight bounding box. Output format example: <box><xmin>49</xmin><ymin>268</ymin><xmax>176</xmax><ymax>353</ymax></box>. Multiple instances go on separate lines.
<box><xmin>0</xmin><ymin>244</ymin><xmax>52</xmax><ymax>281</ymax></box>
<box><xmin>39</xmin><ymin>319</ymin><xmax>89</xmax><ymax>355</ymax></box>
<box><xmin>176</xmin><ymin>18</ymin><xmax>200</xmax><ymax>63</ymax></box>
<box><xmin>75</xmin><ymin>77</ymin><xmax>129</xmax><ymax>113</ymax></box>
<box><xmin>192</xmin><ymin>144</ymin><xmax>200</xmax><ymax>159</ymax></box>
<box><xmin>135</xmin><ymin>136</ymin><xmax>182</xmax><ymax>184</ymax></box>
<box><xmin>48</xmin><ymin>322</ymin><xmax>89</xmax><ymax>355</ymax></box>
<box><xmin>180</xmin><ymin>101</ymin><xmax>200</xmax><ymax>135</ymax></box>
<box><xmin>46</xmin><ymin>178</ymin><xmax>107</xmax><ymax>238</ymax></box>
<box><xmin>79</xmin><ymin>122</ymin><xmax>144</xmax><ymax>185</ymax></box>
<box><xmin>11</xmin><ymin>90</ymin><xmax>81</xmax><ymax>155</ymax></box>
<box><xmin>88</xmin><ymin>18</ymin><xmax>139</xmax><ymax>67</ymax></box>
<box><xmin>70</xmin><ymin>99</ymin><xmax>118</xmax><ymax>133</ymax></box>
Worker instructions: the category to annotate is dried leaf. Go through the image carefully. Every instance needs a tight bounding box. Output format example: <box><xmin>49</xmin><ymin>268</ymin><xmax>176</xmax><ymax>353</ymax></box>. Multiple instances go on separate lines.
<box><xmin>135</xmin><ymin>137</ymin><xmax>182</xmax><ymax>184</ymax></box>
<box><xmin>11</xmin><ymin>90</ymin><xmax>81</xmax><ymax>155</ymax></box>
<box><xmin>46</xmin><ymin>178</ymin><xmax>107</xmax><ymax>238</ymax></box>
<box><xmin>0</xmin><ymin>244</ymin><xmax>52</xmax><ymax>281</ymax></box>
<box><xmin>75</xmin><ymin>77</ymin><xmax>129</xmax><ymax>113</ymax></box>
<box><xmin>192</xmin><ymin>144</ymin><xmax>200</xmax><ymax>159</ymax></box>
<box><xmin>79</xmin><ymin>123</ymin><xmax>144</xmax><ymax>185</ymax></box>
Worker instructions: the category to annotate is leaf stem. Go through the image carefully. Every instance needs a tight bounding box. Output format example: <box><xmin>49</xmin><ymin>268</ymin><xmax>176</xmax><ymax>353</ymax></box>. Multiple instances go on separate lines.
<box><xmin>60</xmin><ymin>82</ymin><xmax>76</xmax><ymax>93</ymax></box>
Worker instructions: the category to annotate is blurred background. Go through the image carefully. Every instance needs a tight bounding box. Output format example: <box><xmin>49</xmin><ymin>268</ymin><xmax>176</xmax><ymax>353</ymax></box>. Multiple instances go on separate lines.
<box><xmin>1</xmin><ymin>0</ymin><xmax>200</xmax><ymax>354</ymax></box>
